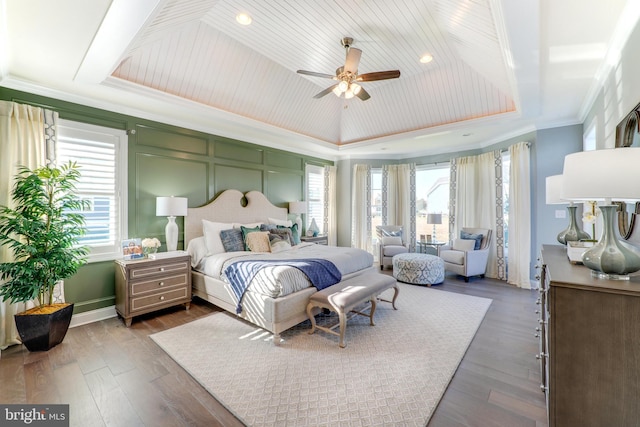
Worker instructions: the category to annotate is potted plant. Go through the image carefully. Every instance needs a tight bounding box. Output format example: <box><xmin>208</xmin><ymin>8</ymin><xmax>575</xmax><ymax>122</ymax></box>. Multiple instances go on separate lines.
<box><xmin>0</xmin><ymin>162</ymin><xmax>89</xmax><ymax>351</ymax></box>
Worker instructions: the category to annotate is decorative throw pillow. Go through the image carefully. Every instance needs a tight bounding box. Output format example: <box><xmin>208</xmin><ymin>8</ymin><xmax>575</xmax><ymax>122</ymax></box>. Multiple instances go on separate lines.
<box><xmin>452</xmin><ymin>238</ymin><xmax>476</xmax><ymax>252</ymax></box>
<box><xmin>269</xmin><ymin>227</ymin><xmax>293</xmax><ymax>245</ymax></box>
<box><xmin>381</xmin><ymin>236</ymin><xmax>403</xmax><ymax>246</ymax></box>
<box><xmin>246</xmin><ymin>231</ymin><xmax>271</xmax><ymax>252</ymax></box>
<box><xmin>202</xmin><ymin>220</ymin><xmax>234</xmax><ymax>255</ymax></box>
<box><xmin>220</xmin><ymin>228</ymin><xmax>244</xmax><ymax>252</ymax></box>
<box><xmin>277</xmin><ymin>223</ymin><xmax>300</xmax><ymax>245</ymax></box>
<box><xmin>268</xmin><ymin>217</ymin><xmax>293</xmax><ymax>227</ymax></box>
<box><xmin>460</xmin><ymin>231</ymin><xmax>483</xmax><ymax>250</ymax></box>
<box><xmin>233</xmin><ymin>222</ymin><xmax>263</xmax><ymax>229</ymax></box>
<box><xmin>241</xmin><ymin>225</ymin><xmax>261</xmax><ymax>250</ymax></box>
<box><xmin>269</xmin><ymin>233</ymin><xmax>292</xmax><ymax>253</ymax></box>
<box><xmin>260</xmin><ymin>223</ymin><xmax>278</xmax><ymax>232</ymax></box>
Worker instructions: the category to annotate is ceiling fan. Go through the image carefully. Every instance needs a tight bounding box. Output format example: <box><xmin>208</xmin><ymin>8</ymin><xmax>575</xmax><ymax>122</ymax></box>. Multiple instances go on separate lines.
<box><xmin>297</xmin><ymin>37</ymin><xmax>401</xmax><ymax>101</ymax></box>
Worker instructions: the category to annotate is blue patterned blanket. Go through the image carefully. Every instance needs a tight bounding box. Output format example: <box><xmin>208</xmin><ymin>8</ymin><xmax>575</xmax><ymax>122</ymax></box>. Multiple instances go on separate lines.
<box><xmin>224</xmin><ymin>258</ymin><xmax>342</xmax><ymax>314</ymax></box>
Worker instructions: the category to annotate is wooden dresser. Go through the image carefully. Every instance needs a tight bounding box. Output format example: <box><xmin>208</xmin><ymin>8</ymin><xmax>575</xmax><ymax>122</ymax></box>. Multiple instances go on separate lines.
<box><xmin>538</xmin><ymin>244</ymin><xmax>640</xmax><ymax>426</ymax></box>
<box><xmin>115</xmin><ymin>251</ymin><xmax>191</xmax><ymax>327</ymax></box>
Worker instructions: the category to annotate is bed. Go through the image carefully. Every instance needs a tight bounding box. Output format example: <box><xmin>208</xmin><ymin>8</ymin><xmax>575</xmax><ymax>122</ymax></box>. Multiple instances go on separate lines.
<box><xmin>184</xmin><ymin>189</ymin><xmax>374</xmax><ymax>342</ymax></box>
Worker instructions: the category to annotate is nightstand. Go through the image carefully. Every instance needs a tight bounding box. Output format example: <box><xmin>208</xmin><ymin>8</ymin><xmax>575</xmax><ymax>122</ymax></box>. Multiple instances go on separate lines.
<box><xmin>115</xmin><ymin>251</ymin><xmax>191</xmax><ymax>327</ymax></box>
<box><xmin>300</xmin><ymin>235</ymin><xmax>329</xmax><ymax>245</ymax></box>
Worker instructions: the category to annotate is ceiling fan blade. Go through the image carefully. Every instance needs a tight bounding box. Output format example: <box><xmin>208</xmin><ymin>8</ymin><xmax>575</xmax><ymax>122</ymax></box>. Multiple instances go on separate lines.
<box><xmin>344</xmin><ymin>48</ymin><xmax>362</xmax><ymax>74</ymax></box>
<box><xmin>297</xmin><ymin>70</ymin><xmax>336</xmax><ymax>79</ymax></box>
<box><xmin>313</xmin><ymin>84</ymin><xmax>338</xmax><ymax>99</ymax></box>
<box><xmin>355</xmin><ymin>86</ymin><xmax>371</xmax><ymax>101</ymax></box>
<box><xmin>356</xmin><ymin>70</ymin><xmax>401</xmax><ymax>82</ymax></box>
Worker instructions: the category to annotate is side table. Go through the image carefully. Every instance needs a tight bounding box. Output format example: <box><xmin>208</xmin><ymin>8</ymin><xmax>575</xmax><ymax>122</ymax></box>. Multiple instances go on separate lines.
<box><xmin>416</xmin><ymin>241</ymin><xmax>446</xmax><ymax>256</ymax></box>
<box><xmin>300</xmin><ymin>235</ymin><xmax>329</xmax><ymax>245</ymax></box>
<box><xmin>115</xmin><ymin>250</ymin><xmax>191</xmax><ymax>327</ymax></box>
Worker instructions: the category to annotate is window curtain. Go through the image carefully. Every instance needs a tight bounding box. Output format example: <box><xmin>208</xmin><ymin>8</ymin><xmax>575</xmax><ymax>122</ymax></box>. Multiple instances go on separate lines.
<box><xmin>450</xmin><ymin>151</ymin><xmax>505</xmax><ymax>279</ymax></box>
<box><xmin>382</xmin><ymin>164</ymin><xmax>416</xmax><ymax>252</ymax></box>
<box><xmin>0</xmin><ymin>101</ymin><xmax>48</xmax><ymax>351</ymax></box>
<box><xmin>351</xmin><ymin>164</ymin><xmax>372</xmax><ymax>252</ymax></box>
<box><xmin>323</xmin><ymin>165</ymin><xmax>337</xmax><ymax>246</ymax></box>
<box><xmin>507</xmin><ymin>142</ymin><xmax>532</xmax><ymax>288</ymax></box>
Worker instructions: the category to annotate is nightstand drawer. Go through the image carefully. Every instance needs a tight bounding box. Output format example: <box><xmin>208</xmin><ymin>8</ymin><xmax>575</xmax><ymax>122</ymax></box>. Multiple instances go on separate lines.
<box><xmin>129</xmin><ymin>261</ymin><xmax>189</xmax><ymax>279</ymax></box>
<box><xmin>131</xmin><ymin>273</ymin><xmax>188</xmax><ymax>295</ymax></box>
<box><xmin>131</xmin><ymin>287</ymin><xmax>189</xmax><ymax>312</ymax></box>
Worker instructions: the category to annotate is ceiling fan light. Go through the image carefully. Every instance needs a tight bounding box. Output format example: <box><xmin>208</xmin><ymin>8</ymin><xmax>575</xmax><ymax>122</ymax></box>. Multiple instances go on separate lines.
<box><xmin>332</xmin><ymin>86</ymin><xmax>342</xmax><ymax>97</ymax></box>
<box><xmin>344</xmin><ymin>88</ymin><xmax>354</xmax><ymax>99</ymax></box>
<box><xmin>338</xmin><ymin>80</ymin><xmax>349</xmax><ymax>93</ymax></box>
<box><xmin>351</xmin><ymin>83</ymin><xmax>362</xmax><ymax>95</ymax></box>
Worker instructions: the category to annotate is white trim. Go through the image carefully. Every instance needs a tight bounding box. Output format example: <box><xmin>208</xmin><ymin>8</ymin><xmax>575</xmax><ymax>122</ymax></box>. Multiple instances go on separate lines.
<box><xmin>69</xmin><ymin>305</ymin><xmax>117</xmax><ymax>328</ymax></box>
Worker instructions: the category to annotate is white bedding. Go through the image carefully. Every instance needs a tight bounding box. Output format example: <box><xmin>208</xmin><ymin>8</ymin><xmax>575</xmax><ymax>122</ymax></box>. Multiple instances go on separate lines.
<box><xmin>194</xmin><ymin>242</ymin><xmax>374</xmax><ymax>298</ymax></box>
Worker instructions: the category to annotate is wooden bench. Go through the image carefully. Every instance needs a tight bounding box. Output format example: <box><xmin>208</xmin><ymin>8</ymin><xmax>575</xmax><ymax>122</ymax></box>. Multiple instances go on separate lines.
<box><xmin>306</xmin><ymin>272</ymin><xmax>399</xmax><ymax>348</ymax></box>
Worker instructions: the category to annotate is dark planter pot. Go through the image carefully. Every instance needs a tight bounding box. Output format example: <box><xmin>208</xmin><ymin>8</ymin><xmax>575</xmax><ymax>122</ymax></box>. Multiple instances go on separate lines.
<box><xmin>14</xmin><ymin>303</ymin><xmax>74</xmax><ymax>352</ymax></box>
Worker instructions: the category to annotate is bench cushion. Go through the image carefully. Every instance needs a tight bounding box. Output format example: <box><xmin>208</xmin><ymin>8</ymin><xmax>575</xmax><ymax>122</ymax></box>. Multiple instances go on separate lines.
<box><xmin>309</xmin><ymin>273</ymin><xmax>397</xmax><ymax>311</ymax></box>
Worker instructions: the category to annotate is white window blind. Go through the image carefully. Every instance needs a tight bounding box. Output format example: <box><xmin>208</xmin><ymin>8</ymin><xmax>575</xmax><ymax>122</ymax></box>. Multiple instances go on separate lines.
<box><xmin>305</xmin><ymin>165</ymin><xmax>324</xmax><ymax>233</ymax></box>
<box><xmin>57</xmin><ymin>120</ymin><xmax>127</xmax><ymax>262</ymax></box>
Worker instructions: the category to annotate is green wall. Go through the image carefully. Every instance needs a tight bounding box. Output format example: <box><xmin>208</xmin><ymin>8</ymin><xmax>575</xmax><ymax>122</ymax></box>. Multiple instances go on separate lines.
<box><xmin>0</xmin><ymin>88</ymin><xmax>332</xmax><ymax>314</ymax></box>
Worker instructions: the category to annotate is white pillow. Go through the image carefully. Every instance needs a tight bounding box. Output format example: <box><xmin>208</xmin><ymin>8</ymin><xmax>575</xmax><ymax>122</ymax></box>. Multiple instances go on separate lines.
<box><xmin>452</xmin><ymin>238</ymin><xmax>476</xmax><ymax>252</ymax></box>
<box><xmin>268</xmin><ymin>217</ymin><xmax>293</xmax><ymax>227</ymax></box>
<box><xmin>202</xmin><ymin>220</ymin><xmax>234</xmax><ymax>255</ymax></box>
<box><xmin>186</xmin><ymin>236</ymin><xmax>208</xmax><ymax>268</ymax></box>
<box><xmin>381</xmin><ymin>236</ymin><xmax>403</xmax><ymax>246</ymax></box>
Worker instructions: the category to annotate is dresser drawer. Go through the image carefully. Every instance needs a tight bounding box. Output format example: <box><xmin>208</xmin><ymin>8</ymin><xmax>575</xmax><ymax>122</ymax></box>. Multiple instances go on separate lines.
<box><xmin>129</xmin><ymin>261</ymin><xmax>189</xmax><ymax>279</ymax></box>
<box><xmin>131</xmin><ymin>287</ymin><xmax>189</xmax><ymax>312</ymax></box>
<box><xmin>131</xmin><ymin>273</ymin><xmax>188</xmax><ymax>295</ymax></box>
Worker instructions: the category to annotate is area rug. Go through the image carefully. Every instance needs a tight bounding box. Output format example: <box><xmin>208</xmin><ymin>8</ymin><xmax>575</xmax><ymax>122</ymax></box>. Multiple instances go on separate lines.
<box><xmin>150</xmin><ymin>283</ymin><xmax>492</xmax><ymax>426</ymax></box>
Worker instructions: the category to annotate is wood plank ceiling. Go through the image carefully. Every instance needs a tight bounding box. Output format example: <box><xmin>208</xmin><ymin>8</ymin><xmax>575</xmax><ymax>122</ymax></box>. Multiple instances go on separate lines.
<box><xmin>111</xmin><ymin>0</ymin><xmax>515</xmax><ymax>146</ymax></box>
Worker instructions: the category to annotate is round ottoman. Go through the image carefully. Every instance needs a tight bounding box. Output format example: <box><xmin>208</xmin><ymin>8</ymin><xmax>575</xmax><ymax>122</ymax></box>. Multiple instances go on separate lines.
<box><xmin>392</xmin><ymin>253</ymin><xmax>445</xmax><ymax>286</ymax></box>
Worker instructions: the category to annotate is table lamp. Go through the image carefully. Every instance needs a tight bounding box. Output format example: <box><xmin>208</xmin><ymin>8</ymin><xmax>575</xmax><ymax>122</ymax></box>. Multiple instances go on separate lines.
<box><xmin>562</xmin><ymin>148</ymin><xmax>640</xmax><ymax>279</ymax></box>
<box><xmin>156</xmin><ymin>196</ymin><xmax>188</xmax><ymax>252</ymax></box>
<box><xmin>426</xmin><ymin>213</ymin><xmax>442</xmax><ymax>242</ymax></box>
<box><xmin>288</xmin><ymin>201</ymin><xmax>307</xmax><ymax>233</ymax></box>
<box><xmin>545</xmin><ymin>174</ymin><xmax>590</xmax><ymax>244</ymax></box>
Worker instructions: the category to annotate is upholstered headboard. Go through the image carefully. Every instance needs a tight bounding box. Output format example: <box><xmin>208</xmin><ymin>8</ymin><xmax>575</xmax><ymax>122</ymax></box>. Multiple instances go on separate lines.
<box><xmin>185</xmin><ymin>189</ymin><xmax>288</xmax><ymax>246</ymax></box>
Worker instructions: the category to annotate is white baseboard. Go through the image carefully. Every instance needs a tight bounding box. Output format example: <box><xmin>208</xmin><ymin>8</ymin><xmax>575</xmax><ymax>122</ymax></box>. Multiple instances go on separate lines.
<box><xmin>69</xmin><ymin>305</ymin><xmax>117</xmax><ymax>328</ymax></box>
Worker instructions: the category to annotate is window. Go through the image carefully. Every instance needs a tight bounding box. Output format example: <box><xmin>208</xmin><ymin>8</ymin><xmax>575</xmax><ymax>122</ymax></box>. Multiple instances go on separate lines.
<box><xmin>584</xmin><ymin>122</ymin><xmax>597</xmax><ymax>151</ymax></box>
<box><xmin>57</xmin><ymin>120</ymin><xmax>128</xmax><ymax>262</ymax></box>
<box><xmin>305</xmin><ymin>164</ymin><xmax>325</xmax><ymax>233</ymax></box>
<box><xmin>416</xmin><ymin>166</ymin><xmax>450</xmax><ymax>242</ymax></box>
<box><xmin>502</xmin><ymin>152</ymin><xmax>510</xmax><ymax>256</ymax></box>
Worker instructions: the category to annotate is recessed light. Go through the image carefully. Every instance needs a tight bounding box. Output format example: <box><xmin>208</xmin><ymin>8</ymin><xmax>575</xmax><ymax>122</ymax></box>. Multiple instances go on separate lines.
<box><xmin>236</xmin><ymin>12</ymin><xmax>252</xmax><ymax>25</ymax></box>
<box><xmin>420</xmin><ymin>54</ymin><xmax>433</xmax><ymax>64</ymax></box>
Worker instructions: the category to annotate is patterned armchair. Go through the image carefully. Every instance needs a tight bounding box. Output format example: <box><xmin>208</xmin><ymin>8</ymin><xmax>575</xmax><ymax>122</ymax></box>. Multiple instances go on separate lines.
<box><xmin>376</xmin><ymin>225</ymin><xmax>409</xmax><ymax>270</ymax></box>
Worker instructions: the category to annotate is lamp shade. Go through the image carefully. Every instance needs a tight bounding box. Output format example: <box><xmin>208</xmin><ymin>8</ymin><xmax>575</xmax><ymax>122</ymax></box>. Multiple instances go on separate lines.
<box><xmin>426</xmin><ymin>213</ymin><xmax>442</xmax><ymax>224</ymax></box>
<box><xmin>289</xmin><ymin>201</ymin><xmax>307</xmax><ymax>215</ymax></box>
<box><xmin>156</xmin><ymin>196</ymin><xmax>188</xmax><ymax>217</ymax></box>
<box><xmin>562</xmin><ymin>148</ymin><xmax>640</xmax><ymax>202</ymax></box>
<box><xmin>545</xmin><ymin>174</ymin><xmax>566</xmax><ymax>204</ymax></box>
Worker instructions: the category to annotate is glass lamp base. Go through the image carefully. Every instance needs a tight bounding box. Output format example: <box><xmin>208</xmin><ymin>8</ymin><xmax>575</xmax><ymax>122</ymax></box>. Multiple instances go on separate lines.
<box><xmin>590</xmin><ymin>270</ymin><xmax>631</xmax><ymax>281</ymax></box>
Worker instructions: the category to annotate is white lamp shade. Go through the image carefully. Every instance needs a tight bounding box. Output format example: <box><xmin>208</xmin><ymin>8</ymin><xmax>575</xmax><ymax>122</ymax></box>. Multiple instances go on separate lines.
<box><xmin>545</xmin><ymin>174</ymin><xmax>566</xmax><ymax>204</ymax></box>
<box><xmin>562</xmin><ymin>148</ymin><xmax>640</xmax><ymax>202</ymax></box>
<box><xmin>426</xmin><ymin>213</ymin><xmax>442</xmax><ymax>224</ymax></box>
<box><xmin>156</xmin><ymin>196</ymin><xmax>188</xmax><ymax>217</ymax></box>
<box><xmin>289</xmin><ymin>201</ymin><xmax>307</xmax><ymax>215</ymax></box>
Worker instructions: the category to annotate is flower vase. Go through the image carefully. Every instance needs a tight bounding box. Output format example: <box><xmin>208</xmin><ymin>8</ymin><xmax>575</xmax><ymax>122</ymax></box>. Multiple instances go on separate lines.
<box><xmin>143</xmin><ymin>246</ymin><xmax>158</xmax><ymax>258</ymax></box>
<box><xmin>557</xmin><ymin>205</ymin><xmax>590</xmax><ymax>245</ymax></box>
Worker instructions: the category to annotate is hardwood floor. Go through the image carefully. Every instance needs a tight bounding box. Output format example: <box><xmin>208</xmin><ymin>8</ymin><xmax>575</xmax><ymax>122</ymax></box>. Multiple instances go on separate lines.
<box><xmin>0</xmin><ymin>274</ymin><xmax>547</xmax><ymax>427</ymax></box>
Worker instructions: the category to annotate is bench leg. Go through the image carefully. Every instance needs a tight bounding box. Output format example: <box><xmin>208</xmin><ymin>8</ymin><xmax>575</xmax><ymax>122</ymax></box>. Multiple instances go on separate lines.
<box><xmin>377</xmin><ymin>284</ymin><xmax>400</xmax><ymax>310</ymax></box>
<box><xmin>368</xmin><ymin>298</ymin><xmax>377</xmax><ymax>326</ymax></box>
<box><xmin>306</xmin><ymin>303</ymin><xmax>317</xmax><ymax>335</ymax></box>
<box><xmin>338</xmin><ymin>311</ymin><xmax>347</xmax><ymax>348</ymax></box>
